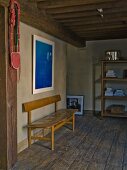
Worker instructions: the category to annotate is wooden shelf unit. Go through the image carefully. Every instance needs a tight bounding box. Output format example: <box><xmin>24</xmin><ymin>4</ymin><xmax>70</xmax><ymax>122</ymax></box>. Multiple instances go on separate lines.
<box><xmin>101</xmin><ymin>60</ymin><xmax>127</xmax><ymax>117</ymax></box>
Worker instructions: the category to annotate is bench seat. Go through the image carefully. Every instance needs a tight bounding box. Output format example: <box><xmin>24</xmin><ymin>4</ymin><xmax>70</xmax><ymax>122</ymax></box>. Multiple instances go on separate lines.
<box><xmin>28</xmin><ymin>109</ymin><xmax>75</xmax><ymax>128</ymax></box>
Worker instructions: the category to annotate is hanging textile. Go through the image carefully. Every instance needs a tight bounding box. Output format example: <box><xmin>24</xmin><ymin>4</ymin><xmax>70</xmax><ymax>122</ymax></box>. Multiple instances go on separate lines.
<box><xmin>9</xmin><ymin>0</ymin><xmax>20</xmax><ymax>70</ymax></box>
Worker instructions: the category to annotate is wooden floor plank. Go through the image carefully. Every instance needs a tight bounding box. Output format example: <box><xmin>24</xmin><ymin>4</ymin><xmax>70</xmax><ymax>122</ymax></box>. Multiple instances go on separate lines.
<box><xmin>86</xmin><ymin>162</ymin><xmax>105</xmax><ymax>170</ymax></box>
<box><xmin>105</xmin><ymin>164</ymin><xmax>122</xmax><ymax>170</ymax></box>
<box><xmin>122</xmin><ymin>127</ymin><xmax>127</xmax><ymax>170</ymax></box>
<box><xmin>88</xmin><ymin>130</ymin><xmax>116</xmax><ymax>163</ymax></box>
<box><xmin>123</xmin><ymin>165</ymin><xmax>127</xmax><ymax>170</ymax></box>
<box><xmin>105</xmin><ymin>130</ymin><xmax>127</xmax><ymax>167</ymax></box>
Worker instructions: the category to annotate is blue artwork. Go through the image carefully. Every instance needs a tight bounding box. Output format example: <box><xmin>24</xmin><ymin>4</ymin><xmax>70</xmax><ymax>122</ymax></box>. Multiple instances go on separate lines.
<box><xmin>33</xmin><ymin>35</ymin><xmax>54</xmax><ymax>94</ymax></box>
<box><xmin>35</xmin><ymin>40</ymin><xmax>52</xmax><ymax>89</ymax></box>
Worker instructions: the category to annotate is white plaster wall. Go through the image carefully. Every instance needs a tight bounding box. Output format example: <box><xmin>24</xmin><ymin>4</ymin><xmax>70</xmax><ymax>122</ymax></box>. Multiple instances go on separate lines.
<box><xmin>17</xmin><ymin>22</ymin><xmax>67</xmax><ymax>144</ymax></box>
<box><xmin>67</xmin><ymin>39</ymin><xmax>127</xmax><ymax>111</ymax></box>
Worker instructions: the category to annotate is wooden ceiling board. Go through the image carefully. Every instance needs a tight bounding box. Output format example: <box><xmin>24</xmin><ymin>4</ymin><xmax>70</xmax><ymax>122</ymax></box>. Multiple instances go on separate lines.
<box><xmin>71</xmin><ymin>24</ymin><xmax>127</xmax><ymax>32</ymax></box>
<box><xmin>44</xmin><ymin>1</ymin><xmax>127</xmax><ymax>14</ymax></box>
<box><xmin>59</xmin><ymin>12</ymin><xmax>127</xmax><ymax>26</ymax></box>
<box><xmin>51</xmin><ymin>7</ymin><xmax>127</xmax><ymax>20</ymax></box>
<box><xmin>37</xmin><ymin>0</ymin><xmax>118</xmax><ymax>9</ymax></box>
<box><xmin>77</xmin><ymin>28</ymin><xmax>127</xmax><ymax>36</ymax></box>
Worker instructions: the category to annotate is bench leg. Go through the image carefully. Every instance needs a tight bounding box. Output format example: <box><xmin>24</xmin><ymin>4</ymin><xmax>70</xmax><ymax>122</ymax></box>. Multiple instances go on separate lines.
<box><xmin>72</xmin><ymin>114</ymin><xmax>75</xmax><ymax>132</ymax></box>
<box><xmin>51</xmin><ymin>126</ymin><xmax>54</xmax><ymax>151</ymax></box>
<box><xmin>28</xmin><ymin>127</ymin><xmax>31</xmax><ymax>147</ymax></box>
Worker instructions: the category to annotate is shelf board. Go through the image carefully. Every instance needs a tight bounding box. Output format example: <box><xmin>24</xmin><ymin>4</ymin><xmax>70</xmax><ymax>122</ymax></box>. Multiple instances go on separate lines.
<box><xmin>103</xmin><ymin>78</ymin><xmax>127</xmax><ymax>81</ymax></box>
<box><xmin>97</xmin><ymin>96</ymin><xmax>127</xmax><ymax>100</ymax></box>
<box><xmin>103</xmin><ymin>96</ymin><xmax>127</xmax><ymax>100</ymax></box>
<box><xmin>103</xmin><ymin>111</ymin><xmax>127</xmax><ymax>118</ymax></box>
<box><xmin>102</xmin><ymin>60</ymin><xmax>127</xmax><ymax>63</ymax></box>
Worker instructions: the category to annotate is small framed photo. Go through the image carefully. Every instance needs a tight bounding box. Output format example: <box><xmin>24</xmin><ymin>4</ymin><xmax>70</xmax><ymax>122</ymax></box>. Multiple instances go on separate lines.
<box><xmin>105</xmin><ymin>50</ymin><xmax>121</xmax><ymax>60</ymax></box>
<box><xmin>67</xmin><ymin>95</ymin><xmax>84</xmax><ymax>115</ymax></box>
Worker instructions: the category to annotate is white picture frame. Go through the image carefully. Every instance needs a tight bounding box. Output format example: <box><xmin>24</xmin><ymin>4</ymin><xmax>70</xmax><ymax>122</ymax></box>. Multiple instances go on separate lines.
<box><xmin>33</xmin><ymin>35</ymin><xmax>55</xmax><ymax>94</ymax></box>
<box><xmin>67</xmin><ymin>95</ymin><xmax>84</xmax><ymax>115</ymax></box>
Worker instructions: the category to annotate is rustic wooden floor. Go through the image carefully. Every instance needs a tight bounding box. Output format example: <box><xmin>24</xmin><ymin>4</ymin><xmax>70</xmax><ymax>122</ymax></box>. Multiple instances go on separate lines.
<box><xmin>13</xmin><ymin>113</ymin><xmax>127</xmax><ymax>170</ymax></box>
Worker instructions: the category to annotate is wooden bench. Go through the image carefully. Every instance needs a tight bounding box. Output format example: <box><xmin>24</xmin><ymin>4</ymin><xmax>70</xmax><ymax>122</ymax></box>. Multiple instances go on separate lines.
<box><xmin>23</xmin><ymin>95</ymin><xmax>77</xmax><ymax>150</ymax></box>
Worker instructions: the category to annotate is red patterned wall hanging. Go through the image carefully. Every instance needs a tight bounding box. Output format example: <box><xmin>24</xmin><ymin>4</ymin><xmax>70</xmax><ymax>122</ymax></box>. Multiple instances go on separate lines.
<box><xmin>9</xmin><ymin>0</ymin><xmax>20</xmax><ymax>70</ymax></box>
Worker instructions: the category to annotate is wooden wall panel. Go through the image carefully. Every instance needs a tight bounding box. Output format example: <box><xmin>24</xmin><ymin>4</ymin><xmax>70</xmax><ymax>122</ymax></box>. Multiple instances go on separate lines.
<box><xmin>0</xmin><ymin>6</ymin><xmax>7</xmax><ymax>169</ymax></box>
<box><xmin>0</xmin><ymin>5</ymin><xmax>17</xmax><ymax>170</ymax></box>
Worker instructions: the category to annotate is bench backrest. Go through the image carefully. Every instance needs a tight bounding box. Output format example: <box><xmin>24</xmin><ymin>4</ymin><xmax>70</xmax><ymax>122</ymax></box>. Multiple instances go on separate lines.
<box><xmin>24</xmin><ymin>95</ymin><xmax>61</xmax><ymax>112</ymax></box>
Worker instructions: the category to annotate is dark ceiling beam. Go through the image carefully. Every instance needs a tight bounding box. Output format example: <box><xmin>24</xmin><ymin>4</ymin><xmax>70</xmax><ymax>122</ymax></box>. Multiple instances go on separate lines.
<box><xmin>52</xmin><ymin>11</ymin><xmax>98</xmax><ymax>19</ymax></box>
<box><xmin>0</xmin><ymin>0</ymin><xmax>85</xmax><ymax>47</ymax></box>
<box><xmin>68</xmin><ymin>21</ymin><xmax>124</xmax><ymax>29</ymax></box>
<box><xmin>60</xmin><ymin>11</ymin><xmax>127</xmax><ymax>21</ymax></box>
<box><xmin>77</xmin><ymin>28</ymin><xmax>127</xmax><ymax>35</ymax></box>
<box><xmin>51</xmin><ymin>7</ymin><xmax>127</xmax><ymax>19</ymax></box>
<box><xmin>81</xmin><ymin>31</ymin><xmax>127</xmax><ymax>38</ymax></box>
<box><xmin>44</xmin><ymin>1</ymin><xmax>126</xmax><ymax>14</ymax></box>
<box><xmin>79</xmin><ymin>33</ymin><xmax>127</xmax><ymax>39</ymax></box>
<box><xmin>63</xmin><ymin>17</ymin><xmax>127</xmax><ymax>26</ymax></box>
<box><xmin>60</xmin><ymin>12</ymin><xmax>127</xmax><ymax>25</ymax></box>
<box><xmin>82</xmin><ymin>33</ymin><xmax>127</xmax><ymax>40</ymax></box>
<box><xmin>37</xmin><ymin>0</ymin><xmax>118</xmax><ymax>9</ymax></box>
<box><xmin>86</xmin><ymin>35</ymin><xmax>127</xmax><ymax>41</ymax></box>
<box><xmin>85</xmin><ymin>30</ymin><xmax>127</xmax><ymax>39</ymax></box>
<box><xmin>73</xmin><ymin>26</ymin><xmax>127</xmax><ymax>33</ymax></box>
<box><xmin>70</xmin><ymin>23</ymin><xmax>127</xmax><ymax>32</ymax></box>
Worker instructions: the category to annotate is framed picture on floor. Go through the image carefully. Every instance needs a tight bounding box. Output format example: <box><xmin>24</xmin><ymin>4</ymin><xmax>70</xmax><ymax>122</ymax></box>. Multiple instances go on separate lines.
<box><xmin>67</xmin><ymin>95</ymin><xmax>84</xmax><ymax>115</ymax></box>
<box><xmin>33</xmin><ymin>35</ymin><xmax>54</xmax><ymax>94</ymax></box>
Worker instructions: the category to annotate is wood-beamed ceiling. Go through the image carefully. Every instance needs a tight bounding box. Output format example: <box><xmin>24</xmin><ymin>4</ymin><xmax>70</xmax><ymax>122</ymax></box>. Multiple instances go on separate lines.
<box><xmin>1</xmin><ymin>0</ymin><xmax>127</xmax><ymax>47</ymax></box>
<box><xmin>36</xmin><ymin>0</ymin><xmax>127</xmax><ymax>45</ymax></box>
